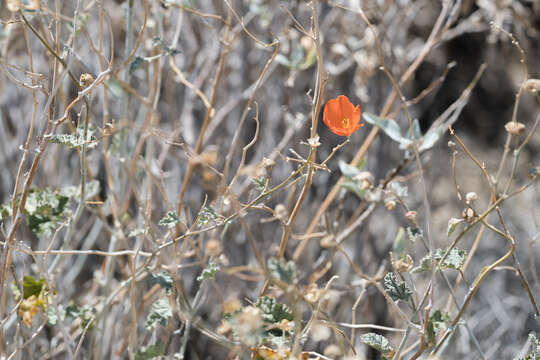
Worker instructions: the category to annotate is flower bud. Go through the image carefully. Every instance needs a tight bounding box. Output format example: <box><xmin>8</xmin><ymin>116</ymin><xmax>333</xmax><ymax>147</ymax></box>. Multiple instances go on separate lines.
<box><xmin>385</xmin><ymin>199</ymin><xmax>396</xmax><ymax>211</ymax></box>
<box><xmin>405</xmin><ymin>210</ymin><xmax>417</xmax><ymax>224</ymax></box>
<box><xmin>353</xmin><ymin>171</ymin><xmax>374</xmax><ymax>190</ymax></box>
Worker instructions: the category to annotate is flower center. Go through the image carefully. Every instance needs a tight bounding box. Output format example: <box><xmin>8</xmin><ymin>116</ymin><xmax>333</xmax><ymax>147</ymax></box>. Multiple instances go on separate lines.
<box><xmin>341</xmin><ymin>117</ymin><xmax>350</xmax><ymax>128</ymax></box>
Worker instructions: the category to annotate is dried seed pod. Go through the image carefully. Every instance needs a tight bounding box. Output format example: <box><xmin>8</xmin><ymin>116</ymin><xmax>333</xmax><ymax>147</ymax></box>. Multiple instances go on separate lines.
<box><xmin>320</xmin><ymin>235</ymin><xmax>337</xmax><ymax>248</ymax></box>
<box><xmin>385</xmin><ymin>198</ymin><xmax>396</xmax><ymax>211</ymax></box>
<box><xmin>504</xmin><ymin>121</ymin><xmax>526</xmax><ymax>136</ymax></box>
<box><xmin>261</xmin><ymin>157</ymin><xmax>275</xmax><ymax>171</ymax></box>
<box><xmin>80</xmin><ymin>73</ymin><xmax>94</xmax><ymax>88</ymax></box>
<box><xmin>354</xmin><ymin>171</ymin><xmax>375</xmax><ymax>190</ymax></box>
<box><xmin>523</xmin><ymin>79</ymin><xmax>540</xmax><ymax>93</ymax></box>
<box><xmin>392</xmin><ymin>254</ymin><xmax>414</xmax><ymax>273</ymax></box>
<box><xmin>465</xmin><ymin>192</ymin><xmax>478</xmax><ymax>203</ymax></box>
<box><xmin>462</xmin><ymin>207</ymin><xmax>476</xmax><ymax>223</ymax></box>
<box><xmin>274</xmin><ymin>204</ymin><xmax>288</xmax><ymax>222</ymax></box>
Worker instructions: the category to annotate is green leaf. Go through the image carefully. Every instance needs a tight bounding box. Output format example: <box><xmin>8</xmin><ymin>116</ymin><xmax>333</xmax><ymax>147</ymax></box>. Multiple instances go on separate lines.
<box><xmin>267</xmin><ymin>258</ymin><xmax>296</xmax><ymax>285</ymax></box>
<box><xmin>418</xmin><ymin>127</ymin><xmax>443</xmax><ymax>152</ymax></box>
<box><xmin>128</xmin><ymin>228</ymin><xmax>146</xmax><ymax>238</ymax></box>
<box><xmin>390</xmin><ymin>182</ymin><xmax>408</xmax><ymax>198</ymax></box>
<box><xmin>392</xmin><ymin>227</ymin><xmax>406</xmax><ymax>255</ymax></box>
<box><xmin>252</xmin><ymin>176</ymin><xmax>267</xmax><ymax>191</ymax></box>
<box><xmin>519</xmin><ymin>333</ymin><xmax>540</xmax><ymax>360</ymax></box>
<box><xmin>158</xmin><ymin>211</ymin><xmax>179</xmax><ymax>228</ymax></box>
<box><xmin>359</xmin><ymin>333</ymin><xmax>394</xmax><ymax>356</ymax></box>
<box><xmin>62</xmin><ymin>180</ymin><xmax>100</xmax><ymax>200</ymax></box>
<box><xmin>427</xmin><ymin>310</ymin><xmax>449</xmax><ymax>345</ymax></box>
<box><xmin>0</xmin><ymin>202</ymin><xmax>12</xmax><ymax>221</ymax></box>
<box><xmin>129</xmin><ymin>56</ymin><xmax>144</xmax><ymax>74</ymax></box>
<box><xmin>447</xmin><ymin>218</ymin><xmax>464</xmax><ymax>237</ymax></box>
<box><xmin>24</xmin><ymin>188</ymin><xmax>70</xmax><ymax>235</ymax></box>
<box><xmin>65</xmin><ymin>304</ymin><xmax>81</xmax><ymax>318</ymax></box>
<box><xmin>197</xmin><ymin>206</ymin><xmax>218</xmax><ymax>226</ymax></box>
<box><xmin>362</xmin><ymin>113</ymin><xmax>412</xmax><ymax>147</ymax></box>
<box><xmin>49</xmin><ymin>126</ymin><xmax>98</xmax><ymax>149</ymax></box>
<box><xmin>64</xmin><ymin>304</ymin><xmax>95</xmax><ymax>328</ymax></box>
<box><xmin>79</xmin><ymin>305</ymin><xmax>96</xmax><ymax>328</ymax></box>
<box><xmin>47</xmin><ymin>305</ymin><xmax>65</xmax><ymax>326</ymax></box>
<box><xmin>256</xmin><ymin>296</ymin><xmax>293</xmax><ymax>323</ymax></box>
<box><xmin>275</xmin><ymin>54</ymin><xmax>290</xmax><ymax>67</ymax></box>
<box><xmin>149</xmin><ymin>271</ymin><xmax>173</xmax><ymax>295</ymax></box>
<box><xmin>435</xmin><ymin>248</ymin><xmax>467</xmax><ymax>270</ymax></box>
<box><xmin>106</xmin><ymin>79</ymin><xmax>124</xmax><ymax>98</ymax></box>
<box><xmin>10</xmin><ymin>283</ymin><xmax>21</xmax><ymax>301</ymax></box>
<box><xmin>411</xmin><ymin>118</ymin><xmax>422</xmax><ymax>139</ymax></box>
<box><xmin>22</xmin><ymin>276</ymin><xmax>46</xmax><ymax>299</ymax></box>
<box><xmin>383</xmin><ymin>273</ymin><xmax>412</xmax><ymax>303</ymax></box>
<box><xmin>299</xmin><ymin>46</ymin><xmax>317</xmax><ymax>70</ymax></box>
<box><xmin>340</xmin><ymin>181</ymin><xmax>366</xmax><ymax>198</ymax></box>
<box><xmin>406</xmin><ymin>226</ymin><xmax>423</xmax><ymax>242</ymax></box>
<box><xmin>339</xmin><ymin>160</ymin><xmax>362</xmax><ymax>178</ymax></box>
<box><xmin>145</xmin><ymin>298</ymin><xmax>172</xmax><ymax>330</ymax></box>
<box><xmin>411</xmin><ymin>254</ymin><xmax>432</xmax><ymax>274</ymax></box>
<box><xmin>135</xmin><ymin>342</ymin><xmax>164</xmax><ymax>360</ymax></box>
<box><xmin>197</xmin><ymin>258</ymin><xmax>220</xmax><ymax>282</ymax></box>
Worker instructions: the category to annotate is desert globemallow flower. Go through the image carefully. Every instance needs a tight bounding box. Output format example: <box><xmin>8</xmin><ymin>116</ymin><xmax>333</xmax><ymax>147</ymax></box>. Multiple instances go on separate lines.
<box><xmin>323</xmin><ymin>95</ymin><xmax>363</xmax><ymax>136</ymax></box>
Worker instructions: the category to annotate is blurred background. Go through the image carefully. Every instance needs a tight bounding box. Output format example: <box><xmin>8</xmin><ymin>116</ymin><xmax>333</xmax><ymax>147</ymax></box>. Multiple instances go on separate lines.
<box><xmin>0</xmin><ymin>0</ymin><xmax>539</xmax><ymax>358</ymax></box>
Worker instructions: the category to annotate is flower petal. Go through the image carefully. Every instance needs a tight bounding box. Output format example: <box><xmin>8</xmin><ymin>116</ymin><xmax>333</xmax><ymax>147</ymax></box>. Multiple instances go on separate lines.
<box><xmin>337</xmin><ymin>95</ymin><xmax>354</xmax><ymax>119</ymax></box>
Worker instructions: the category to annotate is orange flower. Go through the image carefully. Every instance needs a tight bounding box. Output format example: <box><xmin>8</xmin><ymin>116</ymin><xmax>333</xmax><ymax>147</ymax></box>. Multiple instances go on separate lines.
<box><xmin>323</xmin><ymin>95</ymin><xmax>363</xmax><ymax>136</ymax></box>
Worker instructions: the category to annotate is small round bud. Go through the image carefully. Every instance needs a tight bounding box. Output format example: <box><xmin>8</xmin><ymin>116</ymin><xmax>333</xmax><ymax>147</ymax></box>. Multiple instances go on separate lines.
<box><xmin>324</xmin><ymin>344</ymin><xmax>342</xmax><ymax>358</ymax></box>
<box><xmin>80</xmin><ymin>73</ymin><xmax>94</xmax><ymax>88</ymax></box>
<box><xmin>523</xmin><ymin>79</ymin><xmax>540</xmax><ymax>93</ymax></box>
<box><xmin>504</xmin><ymin>121</ymin><xmax>526</xmax><ymax>136</ymax></box>
<box><xmin>462</xmin><ymin>207</ymin><xmax>476</xmax><ymax>222</ymax></box>
<box><xmin>261</xmin><ymin>157</ymin><xmax>275</xmax><ymax>171</ymax></box>
<box><xmin>465</xmin><ymin>192</ymin><xmax>478</xmax><ymax>202</ymax></box>
<box><xmin>274</xmin><ymin>204</ymin><xmax>288</xmax><ymax>222</ymax></box>
<box><xmin>529</xmin><ymin>166</ymin><xmax>540</xmax><ymax>179</ymax></box>
<box><xmin>205</xmin><ymin>239</ymin><xmax>222</xmax><ymax>257</ymax></box>
<box><xmin>405</xmin><ymin>210</ymin><xmax>417</xmax><ymax>224</ymax></box>
<box><xmin>354</xmin><ymin>171</ymin><xmax>374</xmax><ymax>190</ymax></box>
<box><xmin>385</xmin><ymin>199</ymin><xmax>396</xmax><ymax>211</ymax></box>
<box><xmin>304</xmin><ymin>283</ymin><xmax>322</xmax><ymax>303</ymax></box>
<box><xmin>320</xmin><ymin>235</ymin><xmax>338</xmax><ymax>248</ymax></box>
<box><xmin>392</xmin><ymin>254</ymin><xmax>414</xmax><ymax>273</ymax></box>
<box><xmin>447</xmin><ymin>141</ymin><xmax>456</xmax><ymax>148</ymax></box>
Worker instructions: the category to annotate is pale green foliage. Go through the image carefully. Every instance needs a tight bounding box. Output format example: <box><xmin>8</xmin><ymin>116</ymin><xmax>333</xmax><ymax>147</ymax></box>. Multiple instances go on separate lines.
<box><xmin>197</xmin><ymin>258</ymin><xmax>220</xmax><ymax>282</ymax></box>
<box><xmin>359</xmin><ymin>333</ymin><xmax>394</xmax><ymax>357</ymax></box>
<box><xmin>149</xmin><ymin>271</ymin><xmax>173</xmax><ymax>295</ymax></box>
<box><xmin>49</xmin><ymin>126</ymin><xmax>98</xmax><ymax>149</ymax></box>
<box><xmin>145</xmin><ymin>298</ymin><xmax>172</xmax><ymax>330</ymax></box>
<box><xmin>158</xmin><ymin>211</ymin><xmax>179</xmax><ymax>228</ymax></box>
<box><xmin>447</xmin><ymin>218</ymin><xmax>464</xmax><ymax>237</ymax></box>
<box><xmin>135</xmin><ymin>342</ymin><xmax>164</xmax><ymax>360</ymax></box>
<box><xmin>267</xmin><ymin>258</ymin><xmax>297</xmax><ymax>285</ymax></box>
<box><xmin>383</xmin><ymin>272</ymin><xmax>412</xmax><ymax>303</ymax></box>
<box><xmin>435</xmin><ymin>248</ymin><xmax>467</xmax><ymax>270</ymax></box>
<box><xmin>256</xmin><ymin>296</ymin><xmax>293</xmax><ymax>323</ymax></box>
<box><xmin>197</xmin><ymin>206</ymin><xmax>218</xmax><ymax>226</ymax></box>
